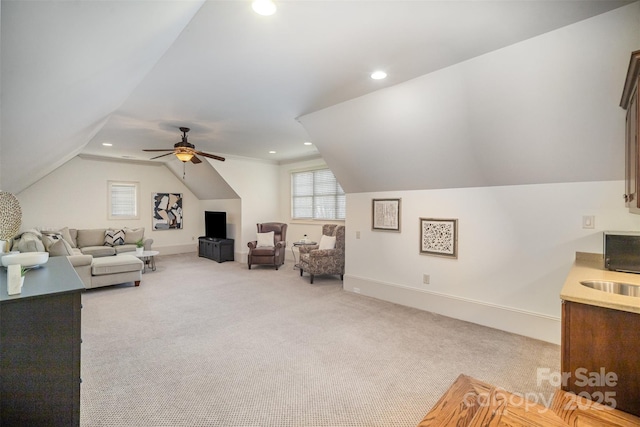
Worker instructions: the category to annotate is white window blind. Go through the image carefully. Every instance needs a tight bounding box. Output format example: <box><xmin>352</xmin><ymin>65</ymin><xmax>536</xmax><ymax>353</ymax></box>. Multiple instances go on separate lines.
<box><xmin>292</xmin><ymin>169</ymin><xmax>345</xmax><ymax>220</ymax></box>
<box><xmin>108</xmin><ymin>181</ymin><xmax>139</xmax><ymax>220</ymax></box>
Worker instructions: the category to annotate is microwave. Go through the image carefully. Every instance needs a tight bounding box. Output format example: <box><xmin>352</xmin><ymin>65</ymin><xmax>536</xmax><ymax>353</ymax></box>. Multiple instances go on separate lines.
<box><xmin>604</xmin><ymin>231</ymin><xmax>640</xmax><ymax>273</ymax></box>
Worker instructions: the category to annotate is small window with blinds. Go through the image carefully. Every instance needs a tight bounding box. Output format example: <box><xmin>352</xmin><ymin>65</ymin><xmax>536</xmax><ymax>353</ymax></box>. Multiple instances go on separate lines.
<box><xmin>291</xmin><ymin>169</ymin><xmax>345</xmax><ymax>220</ymax></box>
<box><xmin>108</xmin><ymin>181</ymin><xmax>139</xmax><ymax>220</ymax></box>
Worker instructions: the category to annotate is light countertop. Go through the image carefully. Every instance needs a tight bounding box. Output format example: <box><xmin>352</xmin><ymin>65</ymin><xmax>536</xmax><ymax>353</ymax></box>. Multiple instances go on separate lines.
<box><xmin>561</xmin><ymin>252</ymin><xmax>640</xmax><ymax>314</ymax></box>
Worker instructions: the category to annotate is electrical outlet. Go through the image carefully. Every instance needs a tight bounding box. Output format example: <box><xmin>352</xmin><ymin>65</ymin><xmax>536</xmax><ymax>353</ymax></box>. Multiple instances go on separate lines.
<box><xmin>423</xmin><ymin>274</ymin><xmax>430</xmax><ymax>285</ymax></box>
<box><xmin>353</xmin><ymin>287</ymin><xmax>361</xmax><ymax>294</ymax></box>
<box><xmin>356</xmin><ymin>231</ymin><xmax>361</xmax><ymax>239</ymax></box>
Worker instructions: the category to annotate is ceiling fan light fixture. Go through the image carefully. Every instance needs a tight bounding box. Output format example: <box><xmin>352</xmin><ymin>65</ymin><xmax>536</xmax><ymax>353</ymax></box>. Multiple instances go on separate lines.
<box><xmin>176</xmin><ymin>151</ymin><xmax>194</xmax><ymax>162</ymax></box>
<box><xmin>252</xmin><ymin>0</ymin><xmax>277</xmax><ymax>16</ymax></box>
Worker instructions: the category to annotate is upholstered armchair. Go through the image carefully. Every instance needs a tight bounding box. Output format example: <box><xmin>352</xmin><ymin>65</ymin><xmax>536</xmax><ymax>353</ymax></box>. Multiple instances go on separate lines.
<box><xmin>298</xmin><ymin>224</ymin><xmax>345</xmax><ymax>284</ymax></box>
<box><xmin>247</xmin><ymin>222</ymin><xmax>287</xmax><ymax>270</ymax></box>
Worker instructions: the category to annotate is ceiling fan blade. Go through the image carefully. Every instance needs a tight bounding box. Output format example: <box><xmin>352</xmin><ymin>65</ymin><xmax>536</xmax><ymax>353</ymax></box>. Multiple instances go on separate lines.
<box><xmin>190</xmin><ymin>155</ymin><xmax>202</xmax><ymax>164</ymax></box>
<box><xmin>195</xmin><ymin>151</ymin><xmax>225</xmax><ymax>162</ymax></box>
<box><xmin>143</xmin><ymin>149</ymin><xmax>175</xmax><ymax>152</ymax></box>
<box><xmin>149</xmin><ymin>152</ymin><xmax>175</xmax><ymax>160</ymax></box>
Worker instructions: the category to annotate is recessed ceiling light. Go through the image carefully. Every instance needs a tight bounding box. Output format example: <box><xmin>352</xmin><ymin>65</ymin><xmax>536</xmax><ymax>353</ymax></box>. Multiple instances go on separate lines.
<box><xmin>370</xmin><ymin>70</ymin><xmax>387</xmax><ymax>80</ymax></box>
<box><xmin>252</xmin><ymin>0</ymin><xmax>277</xmax><ymax>16</ymax></box>
<box><xmin>102</xmin><ymin>142</ymin><xmax>113</xmax><ymax>147</ymax></box>
<box><xmin>304</xmin><ymin>142</ymin><xmax>312</xmax><ymax>146</ymax></box>
<box><xmin>269</xmin><ymin>150</ymin><xmax>276</xmax><ymax>154</ymax></box>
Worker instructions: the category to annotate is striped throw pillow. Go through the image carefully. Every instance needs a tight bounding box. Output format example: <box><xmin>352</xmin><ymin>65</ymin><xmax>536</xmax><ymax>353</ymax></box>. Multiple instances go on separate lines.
<box><xmin>104</xmin><ymin>229</ymin><xmax>125</xmax><ymax>246</ymax></box>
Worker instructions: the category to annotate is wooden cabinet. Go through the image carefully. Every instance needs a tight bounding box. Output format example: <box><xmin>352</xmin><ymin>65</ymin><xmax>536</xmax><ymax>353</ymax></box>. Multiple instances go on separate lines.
<box><xmin>198</xmin><ymin>237</ymin><xmax>234</xmax><ymax>263</ymax></box>
<box><xmin>561</xmin><ymin>300</ymin><xmax>640</xmax><ymax>416</ymax></box>
<box><xmin>0</xmin><ymin>257</ymin><xmax>84</xmax><ymax>426</ymax></box>
<box><xmin>621</xmin><ymin>50</ymin><xmax>640</xmax><ymax>213</ymax></box>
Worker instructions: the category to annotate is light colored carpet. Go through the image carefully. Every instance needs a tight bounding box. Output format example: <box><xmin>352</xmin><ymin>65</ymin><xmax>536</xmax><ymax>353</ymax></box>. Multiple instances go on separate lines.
<box><xmin>80</xmin><ymin>253</ymin><xmax>560</xmax><ymax>426</ymax></box>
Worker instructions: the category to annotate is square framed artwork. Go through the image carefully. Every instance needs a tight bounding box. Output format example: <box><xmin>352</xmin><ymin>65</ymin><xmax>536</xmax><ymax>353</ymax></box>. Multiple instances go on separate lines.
<box><xmin>372</xmin><ymin>198</ymin><xmax>401</xmax><ymax>232</ymax></box>
<box><xmin>419</xmin><ymin>218</ymin><xmax>458</xmax><ymax>258</ymax></box>
<box><xmin>152</xmin><ymin>193</ymin><xmax>183</xmax><ymax>230</ymax></box>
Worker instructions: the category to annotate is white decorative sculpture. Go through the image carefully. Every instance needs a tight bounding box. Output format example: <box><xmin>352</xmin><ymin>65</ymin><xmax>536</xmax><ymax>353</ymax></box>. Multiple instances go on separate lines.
<box><xmin>7</xmin><ymin>264</ymin><xmax>22</xmax><ymax>295</ymax></box>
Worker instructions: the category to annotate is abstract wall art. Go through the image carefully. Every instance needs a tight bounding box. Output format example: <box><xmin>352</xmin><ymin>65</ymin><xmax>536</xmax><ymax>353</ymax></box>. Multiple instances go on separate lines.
<box><xmin>372</xmin><ymin>198</ymin><xmax>401</xmax><ymax>231</ymax></box>
<box><xmin>420</xmin><ymin>218</ymin><xmax>458</xmax><ymax>258</ymax></box>
<box><xmin>153</xmin><ymin>193</ymin><xmax>183</xmax><ymax>230</ymax></box>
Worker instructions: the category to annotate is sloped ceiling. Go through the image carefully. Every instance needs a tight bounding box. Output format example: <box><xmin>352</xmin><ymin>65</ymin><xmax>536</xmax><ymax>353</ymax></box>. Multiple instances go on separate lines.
<box><xmin>299</xmin><ymin>2</ymin><xmax>639</xmax><ymax>193</ymax></box>
<box><xmin>1</xmin><ymin>0</ymin><xmax>634</xmax><ymax>195</ymax></box>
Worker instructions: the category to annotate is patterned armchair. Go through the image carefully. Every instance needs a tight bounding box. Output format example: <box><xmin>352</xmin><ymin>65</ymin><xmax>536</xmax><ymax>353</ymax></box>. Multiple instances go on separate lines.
<box><xmin>247</xmin><ymin>222</ymin><xmax>287</xmax><ymax>270</ymax></box>
<box><xmin>299</xmin><ymin>224</ymin><xmax>345</xmax><ymax>284</ymax></box>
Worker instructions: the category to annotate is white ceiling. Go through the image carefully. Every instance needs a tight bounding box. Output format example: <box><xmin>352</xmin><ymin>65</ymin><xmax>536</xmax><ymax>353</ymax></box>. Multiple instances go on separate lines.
<box><xmin>1</xmin><ymin>0</ymin><xmax>633</xmax><ymax>194</ymax></box>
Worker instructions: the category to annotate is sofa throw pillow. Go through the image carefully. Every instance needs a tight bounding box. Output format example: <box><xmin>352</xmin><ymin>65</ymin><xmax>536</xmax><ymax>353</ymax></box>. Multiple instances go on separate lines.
<box><xmin>256</xmin><ymin>231</ymin><xmax>275</xmax><ymax>247</ymax></box>
<box><xmin>104</xmin><ymin>229</ymin><xmax>125</xmax><ymax>246</ymax></box>
<box><xmin>48</xmin><ymin>238</ymin><xmax>75</xmax><ymax>257</ymax></box>
<box><xmin>318</xmin><ymin>234</ymin><xmax>336</xmax><ymax>250</ymax></box>
<box><xmin>41</xmin><ymin>232</ymin><xmax>63</xmax><ymax>251</ymax></box>
<box><xmin>59</xmin><ymin>226</ymin><xmax>77</xmax><ymax>248</ymax></box>
<box><xmin>124</xmin><ymin>227</ymin><xmax>144</xmax><ymax>244</ymax></box>
<box><xmin>41</xmin><ymin>227</ymin><xmax>76</xmax><ymax>248</ymax></box>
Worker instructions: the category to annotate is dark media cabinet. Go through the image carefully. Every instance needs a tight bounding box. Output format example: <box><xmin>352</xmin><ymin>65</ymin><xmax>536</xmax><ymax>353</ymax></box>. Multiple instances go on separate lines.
<box><xmin>198</xmin><ymin>237</ymin><xmax>234</xmax><ymax>263</ymax></box>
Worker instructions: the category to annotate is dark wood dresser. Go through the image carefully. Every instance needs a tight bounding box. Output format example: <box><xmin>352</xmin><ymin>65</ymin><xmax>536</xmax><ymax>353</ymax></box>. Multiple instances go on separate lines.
<box><xmin>1</xmin><ymin>256</ymin><xmax>84</xmax><ymax>426</ymax></box>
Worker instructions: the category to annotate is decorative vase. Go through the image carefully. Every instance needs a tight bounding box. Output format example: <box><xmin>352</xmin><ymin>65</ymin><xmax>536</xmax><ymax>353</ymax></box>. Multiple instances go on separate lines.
<box><xmin>136</xmin><ymin>247</ymin><xmax>144</xmax><ymax>255</ymax></box>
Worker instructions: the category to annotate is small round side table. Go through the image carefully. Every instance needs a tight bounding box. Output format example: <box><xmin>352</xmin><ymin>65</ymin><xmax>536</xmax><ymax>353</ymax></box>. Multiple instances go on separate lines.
<box><xmin>291</xmin><ymin>241</ymin><xmax>316</xmax><ymax>270</ymax></box>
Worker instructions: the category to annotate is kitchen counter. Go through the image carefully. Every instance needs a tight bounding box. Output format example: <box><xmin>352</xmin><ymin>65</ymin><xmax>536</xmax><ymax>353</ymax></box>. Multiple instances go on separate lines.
<box><xmin>561</xmin><ymin>252</ymin><xmax>640</xmax><ymax>314</ymax></box>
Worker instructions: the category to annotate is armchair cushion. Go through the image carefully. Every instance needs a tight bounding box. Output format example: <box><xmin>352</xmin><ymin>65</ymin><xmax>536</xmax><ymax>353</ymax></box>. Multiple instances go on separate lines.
<box><xmin>257</xmin><ymin>231</ymin><xmax>275</xmax><ymax>247</ymax></box>
<box><xmin>318</xmin><ymin>235</ymin><xmax>336</xmax><ymax>250</ymax></box>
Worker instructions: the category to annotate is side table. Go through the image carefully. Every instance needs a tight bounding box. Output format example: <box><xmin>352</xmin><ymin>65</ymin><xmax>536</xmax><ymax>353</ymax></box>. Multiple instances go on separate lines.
<box><xmin>291</xmin><ymin>241</ymin><xmax>317</xmax><ymax>270</ymax></box>
<box><xmin>134</xmin><ymin>250</ymin><xmax>159</xmax><ymax>273</ymax></box>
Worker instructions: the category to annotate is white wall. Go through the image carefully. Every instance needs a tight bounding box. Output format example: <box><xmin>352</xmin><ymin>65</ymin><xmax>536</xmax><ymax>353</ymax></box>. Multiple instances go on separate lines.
<box><xmin>345</xmin><ymin>181</ymin><xmax>640</xmax><ymax>344</ymax></box>
<box><xmin>209</xmin><ymin>156</ymin><xmax>280</xmax><ymax>261</ymax></box>
<box><xmin>16</xmin><ymin>156</ymin><xmax>202</xmax><ymax>254</ymax></box>
<box><xmin>294</xmin><ymin>3</ymin><xmax>640</xmax><ymax>344</ymax></box>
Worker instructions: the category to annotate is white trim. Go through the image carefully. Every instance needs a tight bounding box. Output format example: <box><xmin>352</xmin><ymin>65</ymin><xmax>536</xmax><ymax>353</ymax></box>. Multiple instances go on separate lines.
<box><xmin>344</xmin><ymin>274</ymin><xmax>561</xmax><ymax>344</ymax></box>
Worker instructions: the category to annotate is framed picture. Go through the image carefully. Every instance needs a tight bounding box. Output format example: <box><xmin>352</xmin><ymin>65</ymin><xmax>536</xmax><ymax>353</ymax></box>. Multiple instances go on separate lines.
<box><xmin>372</xmin><ymin>198</ymin><xmax>401</xmax><ymax>232</ymax></box>
<box><xmin>153</xmin><ymin>193</ymin><xmax>183</xmax><ymax>230</ymax></box>
<box><xmin>420</xmin><ymin>218</ymin><xmax>458</xmax><ymax>258</ymax></box>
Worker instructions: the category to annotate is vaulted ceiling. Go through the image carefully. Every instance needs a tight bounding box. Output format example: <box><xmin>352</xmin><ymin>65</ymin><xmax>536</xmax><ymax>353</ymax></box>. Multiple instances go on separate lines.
<box><xmin>1</xmin><ymin>0</ymin><xmax>634</xmax><ymax>195</ymax></box>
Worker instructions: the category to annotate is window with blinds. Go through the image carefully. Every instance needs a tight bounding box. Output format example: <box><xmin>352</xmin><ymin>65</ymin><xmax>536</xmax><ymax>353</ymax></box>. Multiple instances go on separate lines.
<box><xmin>291</xmin><ymin>169</ymin><xmax>345</xmax><ymax>220</ymax></box>
<box><xmin>108</xmin><ymin>181</ymin><xmax>139</xmax><ymax>220</ymax></box>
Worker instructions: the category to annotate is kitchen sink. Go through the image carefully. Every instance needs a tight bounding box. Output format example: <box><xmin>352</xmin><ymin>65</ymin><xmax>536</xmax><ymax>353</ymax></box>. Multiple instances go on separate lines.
<box><xmin>580</xmin><ymin>280</ymin><xmax>640</xmax><ymax>297</ymax></box>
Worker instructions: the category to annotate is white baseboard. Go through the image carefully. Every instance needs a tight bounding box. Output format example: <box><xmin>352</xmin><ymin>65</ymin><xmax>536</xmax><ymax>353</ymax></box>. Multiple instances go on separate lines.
<box><xmin>154</xmin><ymin>243</ymin><xmax>198</xmax><ymax>255</ymax></box>
<box><xmin>344</xmin><ymin>275</ymin><xmax>561</xmax><ymax>345</ymax></box>
<box><xmin>156</xmin><ymin>244</ymin><xmax>246</xmax><ymax>263</ymax></box>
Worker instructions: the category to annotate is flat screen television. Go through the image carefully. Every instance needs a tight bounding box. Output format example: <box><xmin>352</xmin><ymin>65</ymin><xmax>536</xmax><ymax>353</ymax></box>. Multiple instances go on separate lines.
<box><xmin>205</xmin><ymin>211</ymin><xmax>227</xmax><ymax>240</ymax></box>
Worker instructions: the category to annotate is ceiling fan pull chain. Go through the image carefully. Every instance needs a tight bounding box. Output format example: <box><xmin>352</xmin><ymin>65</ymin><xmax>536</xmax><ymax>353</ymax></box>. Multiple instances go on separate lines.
<box><xmin>183</xmin><ymin>162</ymin><xmax>186</xmax><ymax>179</ymax></box>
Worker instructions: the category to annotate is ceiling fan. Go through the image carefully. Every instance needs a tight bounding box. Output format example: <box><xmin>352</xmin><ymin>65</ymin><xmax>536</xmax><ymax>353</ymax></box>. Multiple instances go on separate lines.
<box><xmin>143</xmin><ymin>127</ymin><xmax>225</xmax><ymax>164</ymax></box>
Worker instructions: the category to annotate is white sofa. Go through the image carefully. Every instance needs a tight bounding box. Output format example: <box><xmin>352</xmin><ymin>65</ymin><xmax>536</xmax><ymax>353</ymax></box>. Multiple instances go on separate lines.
<box><xmin>12</xmin><ymin>227</ymin><xmax>153</xmax><ymax>289</ymax></box>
